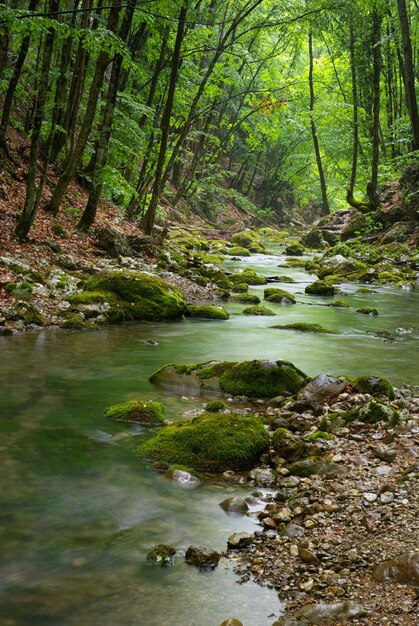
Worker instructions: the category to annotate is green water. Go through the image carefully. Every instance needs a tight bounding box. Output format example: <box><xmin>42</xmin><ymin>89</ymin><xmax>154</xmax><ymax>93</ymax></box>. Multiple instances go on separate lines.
<box><xmin>0</xmin><ymin>250</ymin><xmax>418</xmax><ymax>626</ymax></box>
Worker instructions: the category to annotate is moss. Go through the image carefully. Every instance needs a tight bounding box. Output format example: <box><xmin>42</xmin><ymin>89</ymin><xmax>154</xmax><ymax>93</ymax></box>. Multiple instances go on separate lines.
<box><xmin>68</xmin><ymin>291</ymin><xmax>116</xmax><ymax>305</ymax></box>
<box><xmin>285</xmin><ymin>243</ymin><xmax>306</xmax><ymax>256</ymax></box>
<box><xmin>240</xmin><ymin>269</ymin><xmax>267</xmax><ymax>285</ymax></box>
<box><xmin>272</xmin><ymin>427</ymin><xmax>293</xmax><ymax>436</ymax></box>
<box><xmin>5</xmin><ymin>281</ymin><xmax>33</xmax><ymax>295</ymax></box>
<box><xmin>230</xmin><ymin>230</ymin><xmax>261</xmax><ymax>249</ymax></box>
<box><xmin>218</xmin><ymin>360</ymin><xmax>307</xmax><ymax>398</ymax></box>
<box><xmin>328</xmin><ymin>300</ymin><xmax>351</xmax><ymax>308</ymax></box>
<box><xmin>61</xmin><ymin>313</ymin><xmax>85</xmax><ymax>329</ymax></box>
<box><xmin>264</xmin><ymin>288</ymin><xmax>296</xmax><ymax>304</ymax></box>
<box><xmin>231</xmin><ymin>282</ymin><xmax>249</xmax><ymax>293</ymax></box>
<box><xmin>285</xmin><ymin>258</ymin><xmax>306</xmax><ymax>267</ymax></box>
<box><xmin>276</xmin><ymin>276</ymin><xmax>295</xmax><ymax>283</ymax></box>
<box><xmin>147</xmin><ymin>544</ymin><xmax>176</xmax><ymax>564</ymax></box>
<box><xmin>356</xmin><ymin>287</ymin><xmax>376</xmax><ymax>294</ymax></box>
<box><xmin>185</xmin><ymin>304</ymin><xmax>229</xmax><ymax>320</ymax></box>
<box><xmin>356</xmin><ymin>307</ymin><xmax>378</xmax><ymax>315</ymax></box>
<box><xmin>353</xmin><ymin>376</ymin><xmax>395</xmax><ymax>400</ymax></box>
<box><xmin>378</xmin><ymin>272</ymin><xmax>401</xmax><ymax>284</ymax></box>
<box><xmin>271</xmin><ymin>323</ymin><xmax>335</xmax><ymax>334</ymax></box>
<box><xmin>166</xmin><ymin>465</ymin><xmax>203</xmax><ymax>479</ymax></box>
<box><xmin>205</xmin><ymin>400</ymin><xmax>228</xmax><ymax>412</ymax></box>
<box><xmin>174</xmin><ymin>363</ymin><xmax>199</xmax><ymax>376</ymax></box>
<box><xmin>242</xmin><ymin>305</ymin><xmax>276</xmax><ymax>316</ymax></box>
<box><xmin>228</xmin><ymin>246</ymin><xmax>251</xmax><ymax>256</ymax></box>
<box><xmin>357</xmin><ymin>400</ymin><xmax>399</xmax><ymax>425</ymax></box>
<box><xmin>197</xmin><ymin>361</ymin><xmax>236</xmax><ymax>380</ymax></box>
<box><xmin>230</xmin><ymin>294</ymin><xmax>260</xmax><ymax>304</ymax></box>
<box><xmin>83</xmin><ymin>271</ymin><xmax>185</xmax><ymax>321</ymax></box>
<box><xmin>306</xmin><ymin>431</ymin><xmax>334</xmax><ymax>441</ymax></box>
<box><xmin>138</xmin><ymin>411</ymin><xmax>269</xmax><ymax>471</ymax></box>
<box><xmin>305</xmin><ymin>280</ymin><xmax>336</xmax><ymax>296</ymax></box>
<box><xmin>104</xmin><ymin>400</ymin><xmax>165</xmax><ymax>424</ymax></box>
<box><xmin>13</xmin><ymin>302</ymin><xmax>43</xmax><ymax>325</ymax></box>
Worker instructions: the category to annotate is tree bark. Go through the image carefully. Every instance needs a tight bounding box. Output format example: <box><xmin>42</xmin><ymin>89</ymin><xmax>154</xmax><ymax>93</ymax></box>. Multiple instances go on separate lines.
<box><xmin>368</xmin><ymin>6</ymin><xmax>382</xmax><ymax>209</ymax></box>
<box><xmin>142</xmin><ymin>2</ymin><xmax>188</xmax><ymax>234</ymax></box>
<box><xmin>308</xmin><ymin>31</ymin><xmax>329</xmax><ymax>216</ymax></box>
<box><xmin>396</xmin><ymin>0</ymin><xmax>419</xmax><ymax>149</ymax></box>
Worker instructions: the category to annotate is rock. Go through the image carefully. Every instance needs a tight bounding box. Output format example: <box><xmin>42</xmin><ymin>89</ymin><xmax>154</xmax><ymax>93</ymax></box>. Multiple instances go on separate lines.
<box><xmin>300</xmin><ymin>229</ymin><xmax>324</xmax><ymax>249</ymax></box>
<box><xmin>147</xmin><ymin>544</ymin><xmax>176</xmax><ymax>565</ymax></box>
<box><xmin>95</xmin><ymin>226</ymin><xmax>132</xmax><ymax>257</ymax></box>
<box><xmin>372</xmin><ymin>551</ymin><xmax>419</xmax><ymax>588</ymax></box>
<box><xmin>285</xmin><ymin>243</ymin><xmax>306</xmax><ymax>256</ymax></box>
<box><xmin>127</xmin><ymin>234</ymin><xmax>154</xmax><ymax>254</ymax></box>
<box><xmin>264</xmin><ymin>287</ymin><xmax>296</xmax><ymax>304</ymax></box>
<box><xmin>164</xmin><ymin>466</ymin><xmax>202</xmax><ymax>487</ymax></box>
<box><xmin>227</xmin><ymin>532</ymin><xmax>254</xmax><ymax>549</ymax></box>
<box><xmin>104</xmin><ymin>400</ymin><xmax>165</xmax><ymax>424</ymax></box>
<box><xmin>150</xmin><ymin>359</ymin><xmax>307</xmax><ymax>398</ymax></box>
<box><xmin>185</xmin><ymin>304</ymin><xmax>229</xmax><ymax>320</ymax></box>
<box><xmin>297</xmin><ymin>374</ymin><xmax>347</xmax><ymax>407</ymax></box>
<box><xmin>53</xmin><ymin>253</ymin><xmax>83</xmax><ymax>271</ymax></box>
<box><xmin>271</xmin><ymin>323</ymin><xmax>335</xmax><ymax>334</ymax></box>
<box><xmin>275</xmin><ymin>600</ymin><xmax>370</xmax><ymax>625</ymax></box>
<box><xmin>249</xmin><ymin>467</ymin><xmax>278</xmax><ymax>487</ymax></box>
<box><xmin>219</xmin><ymin>496</ymin><xmax>249</xmax><ymax>515</ymax></box>
<box><xmin>353</xmin><ymin>376</ymin><xmax>395</xmax><ymax>399</ymax></box>
<box><xmin>357</xmin><ymin>400</ymin><xmax>399</xmax><ymax>425</ymax></box>
<box><xmin>220</xmin><ymin>620</ymin><xmax>243</xmax><ymax>626</ymax></box>
<box><xmin>281</xmin><ymin>523</ymin><xmax>305</xmax><ymax>538</ymax></box>
<box><xmin>299</xmin><ymin>548</ymin><xmax>320</xmax><ymax>564</ymax></box>
<box><xmin>305</xmin><ymin>280</ymin><xmax>336</xmax><ymax>296</ymax></box>
<box><xmin>372</xmin><ymin>444</ymin><xmax>397</xmax><ymax>463</ymax></box>
<box><xmin>137</xmin><ymin>411</ymin><xmax>269</xmax><ymax>471</ymax></box>
<box><xmin>288</xmin><ymin>460</ymin><xmax>345</xmax><ymax>478</ymax></box>
<box><xmin>242</xmin><ymin>305</ymin><xmax>276</xmax><ymax>316</ymax></box>
<box><xmin>185</xmin><ymin>545</ymin><xmax>221</xmax><ymax>569</ymax></box>
<box><xmin>272</xmin><ymin>430</ymin><xmax>306</xmax><ymax>462</ymax></box>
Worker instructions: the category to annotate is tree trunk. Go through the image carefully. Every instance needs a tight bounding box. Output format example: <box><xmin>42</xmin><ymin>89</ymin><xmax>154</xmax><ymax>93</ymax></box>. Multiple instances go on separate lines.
<box><xmin>15</xmin><ymin>0</ymin><xmax>59</xmax><ymax>240</ymax></box>
<box><xmin>142</xmin><ymin>2</ymin><xmax>188</xmax><ymax>235</ymax></box>
<box><xmin>396</xmin><ymin>0</ymin><xmax>419</xmax><ymax>149</ymax></box>
<box><xmin>308</xmin><ymin>31</ymin><xmax>329</xmax><ymax>216</ymax></box>
<box><xmin>47</xmin><ymin>0</ymin><xmax>121</xmax><ymax>215</ymax></box>
<box><xmin>78</xmin><ymin>0</ymin><xmax>136</xmax><ymax>231</ymax></box>
<box><xmin>368</xmin><ymin>6</ymin><xmax>382</xmax><ymax>209</ymax></box>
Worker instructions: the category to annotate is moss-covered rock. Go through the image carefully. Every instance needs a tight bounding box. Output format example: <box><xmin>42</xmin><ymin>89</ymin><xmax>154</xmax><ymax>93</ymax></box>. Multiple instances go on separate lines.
<box><xmin>356</xmin><ymin>307</ymin><xmax>378</xmax><ymax>315</ymax></box>
<box><xmin>231</xmin><ymin>282</ymin><xmax>249</xmax><ymax>293</ymax></box>
<box><xmin>242</xmin><ymin>305</ymin><xmax>276</xmax><ymax>316</ymax></box>
<box><xmin>228</xmin><ymin>246</ymin><xmax>251</xmax><ymax>256</ymax></box>
<box><xmin>272</xmin><ymin>430</ymin><xmax>306</xmax><ymax>461</ymax></box>
<box><xmin>185</xmin><ymin>304</ymin><xmax>229</xmax><ymax>320</ymax></box>
<box><xmin>305</xmin><ymin>280</ymin><xmax>336</xmax><ymax>296</ymax></box>
<box><xmin>150</xmin><ymin>359</ymin><xmax>307</xmax><ymax>398</ymax></box>
<box><xmin>205</xmin><ymin>400</ymin><xmax>228</xmax><ymax>412</ymax></box>
<box><xmin>306</xmin><ymin>431</ymin><xmax>334</xmax><ymax>441</ymax></box>
<box><xmin>60</xmin><ymin>312</ymin><xmax>85</xmax><ymax>329</ymax></box>
<box><xmin>230</xmin><ymin>230</ymin><xmax>263</xmax><ymax>251</ymax></box>
<box><xmin>271</xmin><ymin>323</ymin><xmax>335</xmax><ymax>334</ymax></box>
<box><xmin>328</xmin><ymin>300</ymin><xmax>351</xmax><ymax>308</ymax></box>
<box><xmin>104</xmin><ymin>400</ymin><xmax>165</xmax><ymax>424</ymax></box>
<box><xmin>4</xmin><ymin>281</ymin><xmax>33</xmax><ymax>300</ymax></box>
<box><xmin>14</xmin><ymin>301</ymin><xmax>44</xmax><ymax>325</ymax></box>
<box><xmin>285</xmin><ymin>243</ymin><xmax>306</xmax><ymax>256</ymax></box>
<box><xmin>137</xmin><ymin>412</ymin><xmax>270</xmax><ymax>471</ymax></box>
<box><xmin>276</xmin><ymin>276</ymin><xmax>295</xmax><ymax>283</ymax></box>
<box><xmin>147</xmin><ymin>544</ymin><xmax>176</xmax><ymax>565</ymax></box>
<box><xmin>356</xmin><ymin>400</ymin><xmax>399</xmax><ymax>425</ymax></box>
<box><xmin>353</xmin><ymin>376</ymin><xmax>395</xmax><ymax>400</ymax></box>
<box><xmin>230</xmin><ymin>294</ymin><xmax>260</xmax><ymax>304</ymax></box>
<box><xmin>264</xmin><ymin>288</ymin><xmax>296</xmax><ymax>304</ymax></box>
<box><xmin>230</xmin><ymin>269</ymin><xmax>267</xmax><ymax>286</ymax></box>
<box><xmin>82</xmin><ymin>271</ymin><xmax>185</xmax><ymax>321</ymax></box>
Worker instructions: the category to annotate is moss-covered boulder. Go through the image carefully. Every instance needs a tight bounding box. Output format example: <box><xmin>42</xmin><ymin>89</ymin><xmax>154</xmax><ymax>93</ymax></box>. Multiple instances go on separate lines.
<box><xmin>353</xmin><ymin>376</ymin><xmax>395</xmax><ymax>400</ymax></box>
<box><xmin>185</xmin><ymin>304</ymin><xmax>229</xmax><ymax>320</ymax></box>
<box><xmin>242</xmin><ymin>305</ymin><xmax>276</xmax><ymax>316</ymax></box>
<box><xmin>272</xmin><ymin>429</ymin><xmax>306</xmax><ymax>462</ymax></box>
<box><xmin>230</xmin><ymin>230</ymin><xmax>265</xmax><ymax>253</ymax></box>
<box><xmin>228</xmin><ymin>246</ymin><xmax>251</xmax><ymax>256</ymax></box>
<box><xmin>137</xmin><ymin>412</ymin><xmax>270</xmax><ymax>471</ymax></box>
<box><xmin>60</xmin><ymin>312</ymin><xmax>86</xmax><ymax>329</ymax></box>
<box><xmin>356</xmin><ymin>400</ymin><xmax>399</xmax><ymax>425</ymax></box>
<box><xmin>230</xmin><ymin>269</ymin><xmax>267</xmax><ymax>286</ymax></box>
<box><xmin>285</xmin><ymin>243</ymin><xmax>306</xmax><ymax>256</ymax></box>
<box><xmin>356</xmin><ymin>307</ymin><xmax>378</xmax><ymax>316</ymax></box>
<box><xmin>104</xmin><ymin>400</ymin><xmax>165</xmax><ymax>424</ymax></box>
<box><xmin>4</xmin><ymin>281</ymin><xmax>33</xmax><ymax>300</ymax></box>
<box><xmin>147</xmin><ymin>544</ymin><xmax>176</xmax><ymax>565</ymax></box>
<box><xmin>150</xmin><ymin>359</ymin><xmax>307</xmax><ymax>398</ymax></box>
<box><xmin>82</xmin><ymin>271</ymin><xmax>185</xmax><ymax>322</ymax></box>
<box><xmin>328</xmin><ymin>300</ymin><xmax>351</xmax><ymax>308</ymax></box>
<box><xmin>14</xmin><ymin>301</ymin><xmax>44</xmax><ymax>325</ymax></box>
<box><xmin>271</xmin><ymin>322</ymin><xmax>335</xmax><ymax>334</ymax></box>
<box><xmin>264</xmin><ymin>288</ymin><xmax>296</xmax><ymax>304</ymax></box>
<box><xmin>230</xmin><ymin>294</ymin><xmax>260</xmax><ymax>304</ymax></box>
<box><xmin>205</xmin><ymin>400</ymin><xmax>228</xmax><ymax>412</ymax></box>
<box><xmin>305</xmin><ymin>280</ymin><xmax>336</xmax><ymax>296</ymax></box>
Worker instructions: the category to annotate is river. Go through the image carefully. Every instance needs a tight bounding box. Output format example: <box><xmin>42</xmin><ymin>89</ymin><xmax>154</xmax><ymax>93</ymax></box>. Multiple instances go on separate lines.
<box><xmin>0</xmin><ymin>249</ymin><xmax>418</xmax><ymax>626</ymax></box>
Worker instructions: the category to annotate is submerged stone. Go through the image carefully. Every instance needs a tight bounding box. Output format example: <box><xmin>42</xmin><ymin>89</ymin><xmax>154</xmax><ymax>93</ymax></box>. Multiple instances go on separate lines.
<box><xmin>271</xmin><ymin>323</ymin><xmax>335</xmax><ymax>334</ymax></box>
<box><xmin>147</xmin><ymin>544</ymin><xmax>176</xmax><ymax>565</ymax></box>
<box><xmin>185</xmin><ymin>545</ymin><xmax>221</xmax><ymax>569</ymax></box>
<box><xmin>164</xmin><ymin>466</ymin><xmax>202</xmax><ymax>487</ymax></box>
<box><xmin>219</xmin><ymin>496</ymin><xmax>249</xmax><ymax>515</ymax></box>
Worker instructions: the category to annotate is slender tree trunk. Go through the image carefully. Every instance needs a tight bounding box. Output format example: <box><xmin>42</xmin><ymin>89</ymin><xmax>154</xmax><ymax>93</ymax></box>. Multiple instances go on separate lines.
<box><xmin>367</xmin><ymin>6</ymin><xmax>382</xmax><ymax>209</ymax></box>
<box><xmin>308</xmin><ymin>32</ymin><xmax>329</xmax><ymax>216</ymax></box>
<box><xmin>0</xmin><ymin>0</ymin><xmax>38</xmax><ymax>158</ymax></box>
<box><xmin>15</xmin><ymin>0</ymin><xmax>59</xmax><ymax>240</ymax></box>
<box><xmin>142</xmin><ymin>2</ymin><xmax>188</xmax><ymax>235</ymax></box>
<box><xmin>78</xmin><ymin>0</ymin><xmax>136</xmax><ymax>231</ymax></box>
<box><xmin>349</xmin><ymin>22</ymin><xmax>358</xmax><ymax>194</ymax></box>
<box><xmin>396</xmin><ymin>0</ymin><xmax>419</xmax><ymax>149</ymax></box>
<box><xmin>47</xmin><ymin>0</ymin><xmax>121</xmax><ymax>215</ymax></box>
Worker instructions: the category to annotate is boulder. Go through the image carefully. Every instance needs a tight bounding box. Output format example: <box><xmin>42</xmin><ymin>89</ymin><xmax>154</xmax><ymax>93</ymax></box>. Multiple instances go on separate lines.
<box><xmin>95</xmin><ymin>226</ymin><xmax>132</xmax><ymax>257</ymax></box>
<box><xmin>264</xmin><ymin>288</ymin><xmax>296</xmax><ymax>304</ymax></box>
<box><xmin>219</xmin><ymin>496</ymin><xmax>249</xmax><ymax>515</ymax></box>
<box><xmin>274</xmin><ymin>601</ymin><xmax>369</xmax><ymax>625</ymax></box>
<box><xmin>372</xmin><ymin>551</ymin><xmax>419</xmax><ymax>588</ymax></box>
<box><xmin>272</xmin><ymin>430</ymin><xmax>306</xmax><ymax>462</ymax></box>
<box><xmin>185</xmin><ymin>545</ymin><xmax>221</xmax><ymax>569</ymax></box>
<box><xmin>185</xmin><ymin>304</ymin><xmax>229</xmax><ymax>320</ymax></box>
<box><xmin>227</xmin><ymin>532</ymin><xmax>254</xmax><ymax>549</ymax></box>
<box><xmin>287</xmin><ymin>459</ymin><xmax>345</xmax><ymax>478</ymax></box>
<box><xmin>248</xmin><ymin>467</ymin><xmax>278</xmax><ymax>487</ymax></box>
<box><xmin>305</xmin><ymin>280</ymin><xmax>335</xmax><ymax>296</ymax></box>
<box><xmin>104</xmin><ymin>400</ymin><xmax>165</xmax><ymax>424</ymax></box>
<box><xmin>137</xmin><ymin>412</ymin><xmax>269</xmax><ymax>471</ymax></box>
<box><xmin>297</xmin><ymin>374</ymin><xmax>347</xmax><ymax>407</ymax></box>
<box><xmin>164</xmin><ymin>466</ymin><xmax>202</xmax><ymax>487</ymax></box>
<box><xmin>353</xmin><ymin>376</ymin><xmax>394</xmax><ymax>399</ymax></box>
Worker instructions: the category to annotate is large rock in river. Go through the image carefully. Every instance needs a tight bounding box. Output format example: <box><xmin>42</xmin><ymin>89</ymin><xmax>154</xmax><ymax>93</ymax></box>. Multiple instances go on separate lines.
<box><xmin>74</xmin><ymin>271</ymin><xmax>185</xmax><ymax>322</ymax></box>
<box><xmin>137</xmin><ymin>411</ymin><xmax>270</xmax><ymax>471</ymax></box>
<box><xmin>150</xmin><ymin>359</ymin><xmax>307</xmax><ymax>398</ymax></box>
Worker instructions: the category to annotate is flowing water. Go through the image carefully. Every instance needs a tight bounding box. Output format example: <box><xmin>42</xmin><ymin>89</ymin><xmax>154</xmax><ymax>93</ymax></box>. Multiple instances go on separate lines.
<box><xmin>0</xmin><ymin>249</ymin><xmax>418</xmax><ymax>626</ymax></box>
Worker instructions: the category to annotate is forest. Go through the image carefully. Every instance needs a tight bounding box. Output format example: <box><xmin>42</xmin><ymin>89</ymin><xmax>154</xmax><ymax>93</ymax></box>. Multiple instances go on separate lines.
<box><xmin>0</xmin><ymin>0</ymin><xmax>418</xmax><ymax>237</ymax></box>
<box><xmin>0</xmin><ymin>2</ymin><xmax>418</xmax><ymax>626</ymax></box>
